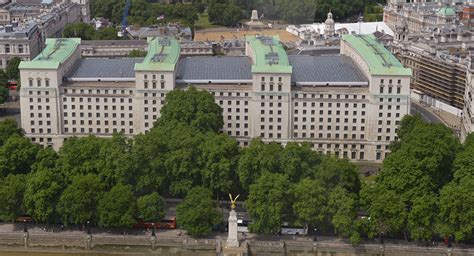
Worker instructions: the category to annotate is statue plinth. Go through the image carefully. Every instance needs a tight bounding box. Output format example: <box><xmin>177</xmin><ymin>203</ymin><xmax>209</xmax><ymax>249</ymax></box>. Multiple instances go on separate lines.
<box><xmin>226</xmin><ymin>209</ymin><xmax>239</xmax><ymax>248</ymax></box>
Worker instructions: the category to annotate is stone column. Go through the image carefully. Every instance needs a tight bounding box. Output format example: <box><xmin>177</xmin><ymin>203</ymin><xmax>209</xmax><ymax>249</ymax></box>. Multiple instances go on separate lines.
<box><xmin>226</xmin><ymin>209</ymin><xmax>239</xmax><ymax>247</ymax></box>
<box><xmin>23</xmin><ymin>220</ymin><xmax>29</xmax><ymax>248</ymax></box>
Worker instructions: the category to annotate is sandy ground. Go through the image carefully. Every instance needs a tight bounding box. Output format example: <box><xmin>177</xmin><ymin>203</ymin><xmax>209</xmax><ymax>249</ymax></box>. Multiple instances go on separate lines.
<box><xmin>194</xmin><ymin>28</ymin><xmax>299</xmax><ymax>43</ymax></box>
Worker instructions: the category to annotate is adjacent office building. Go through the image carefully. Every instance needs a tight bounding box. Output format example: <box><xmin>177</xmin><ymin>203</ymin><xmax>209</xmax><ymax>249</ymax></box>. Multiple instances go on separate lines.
<box><xmin>19</xmin><ymin>35</ymin><xmax>411</xmax><ymax>162</ymax></box>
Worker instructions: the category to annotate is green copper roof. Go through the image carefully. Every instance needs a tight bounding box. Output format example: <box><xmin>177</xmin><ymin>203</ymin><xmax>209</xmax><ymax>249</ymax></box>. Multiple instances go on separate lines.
<box><xmin>342</xmin><ymin>34</ymin><xmax>412</xmax><ymax>76</ymax></box>
<box><xmin>438</xmin><ymin>6</ymin><xmax>456</xmax><ymax>16</ymax></box>
<box><xmin>246</xmin><ymin>36</ymin><xmax>292</xmax><ymax>74</ymax></box>
<box><xmin>134</xmin><ymin>37</ymin><xmax>180</xmax><ymax>72</ymax></box>
<box><xmin>19</xmin><ymin>38</ymin><xmax>81</xmax><ymax>70</ymax></box>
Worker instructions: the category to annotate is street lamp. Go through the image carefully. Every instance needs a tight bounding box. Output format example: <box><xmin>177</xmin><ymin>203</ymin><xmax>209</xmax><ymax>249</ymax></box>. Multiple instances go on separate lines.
<box><xmin>86</xmin><ymin>220</ymin><xmax>91</xmax><ymax>235</ymax></box>
<box><xmin>23</xmin><ymin>219</ymin><xmax>27</xmax><ymax>233</ymax></box>
<box><xmin>151</xmin><ymin>223</ymin><xmax>156</xmax><ymax>237</ymax></box>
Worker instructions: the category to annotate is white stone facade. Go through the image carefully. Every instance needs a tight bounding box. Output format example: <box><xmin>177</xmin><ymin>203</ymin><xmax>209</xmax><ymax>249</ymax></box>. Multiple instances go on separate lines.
<box><xmin>20</xmin><ymin>36</ymin><xmax>411</xmax><ymax>163</ymax></box>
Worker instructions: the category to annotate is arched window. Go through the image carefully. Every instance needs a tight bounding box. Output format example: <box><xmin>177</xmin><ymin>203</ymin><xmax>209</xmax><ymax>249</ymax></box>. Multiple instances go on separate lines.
<box><xmin>5</xmin><ymin>44</ymin><xmax>10</xmax><ymax>53</ymax></box>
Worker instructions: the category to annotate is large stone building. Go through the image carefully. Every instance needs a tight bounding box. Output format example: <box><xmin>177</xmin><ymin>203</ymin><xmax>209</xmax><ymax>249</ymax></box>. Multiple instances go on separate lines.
<box><xmin>386</xmin><ymin>0</ymin><xmax>474</xmax><ymax>133</ymax></box>
<box><xmin>0</xmin><ymin>21</ymin><xmax>41</xmax><ymax>68</ymax></box>
<box><xmin>384</xmin><ymin>0</ymin><xmax>465</xmax><ymax>35</ymax></box>
<box><xmin>19</xmin><ymin>35</ymin><xmax>411</xmax><ymax>162</ymax></box>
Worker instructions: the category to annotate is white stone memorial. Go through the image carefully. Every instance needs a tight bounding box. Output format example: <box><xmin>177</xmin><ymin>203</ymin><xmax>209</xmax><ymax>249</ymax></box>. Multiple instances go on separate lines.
<box><xmin>251</xmin><ymin>10</ymin><xmax>259</xmax><ymax>21</ymax></box>
<box><xmin>226</xmin><ymin>194</ymin><xmax>239</xmax><ymax>248</ymax></box>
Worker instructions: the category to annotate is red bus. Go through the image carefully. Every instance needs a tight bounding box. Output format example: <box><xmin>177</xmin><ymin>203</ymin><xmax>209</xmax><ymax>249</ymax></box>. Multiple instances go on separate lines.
<box><xmin>133</xmin><ymin>217</ymin><xmax>177</xmax><ymax>229</ymax></box>
<box><xmin>7</xmin><ymin>81</ymin><xmax>17</xmax><ymax>90</ymax></box>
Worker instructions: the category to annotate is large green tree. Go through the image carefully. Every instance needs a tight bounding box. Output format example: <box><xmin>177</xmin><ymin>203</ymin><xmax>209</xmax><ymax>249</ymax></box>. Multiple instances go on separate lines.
<box><xmin>0</xmin><ymin>174</ymin><xmax>27</xmax><ymax>222</ymax></box>
<box><xmin>24</xmin><ymin>167</ymin><xmax>65</xmax><ymax>223</ymax></box>
<box><xmin>246</xmin><ymin>172</ymin><xmax>291</xmax><ymax>235</ymax></box>
<box><xmin>176</xmin><ymin>186</ymin><xmax>222</xmax><ymax>236</ymax></box>
<box><xmin>237</xmin><ymin>139</ymin><xmax>282</xmax><ymax>191</ymax></box>
<box><xmin>437</xmin><ymin>178</ymin><xmax>474</xmax><ymax>242</ymax></box>
<box><xmin>280</xmin><ymin>142</ymin><xmax>322</xmax><ymax>182</ymax></box>
<box><xmin>0</xmin><ymin>119</ymin><xmax>23</xmax><ymax>146</ymax></box>
<box><xmin>137</xmin><ymin>192</ymin><xmax>166</xmax><ymax>222</ymax></box>
<box><xmin>98</xmin><ymin>184</ymin><xmax>137</xmax><ymax>229</ymax></box>
<box><xmin>58</xmin><ymin>174</ymin><xmax>105</xmax><ymax>225</ymax></box>
<box><xmin>360</xmin><ymin>183</ymin><xmax>406</xmax><ymax>239</ymax></box>
<box><xmin>407</xmin><ymin>193</ymin><xmax>438</xmax><ymax>241</ymax></box>
<box><xmin>291</xmin><ymin>178</ymin><xmax>327</xmax><ymax>228</ymax></box>
<box><xmin>0</xmin><ymin>136</ymin><xmax>40</xmax><ymax>177</ymax></box>
<box><xmin>199</xmin><ymin>132</ymin><xmax>239</xmax><ymax>196</ymax></box>
<box><xmin>328</xmin><ymin>186</ymin><xmax>358</xmax><ymax>238</ymax></box>
<box><xmin>157</xmin><ymin>87</ymin><xmax>223</xmax><ymax>133</ymax></box>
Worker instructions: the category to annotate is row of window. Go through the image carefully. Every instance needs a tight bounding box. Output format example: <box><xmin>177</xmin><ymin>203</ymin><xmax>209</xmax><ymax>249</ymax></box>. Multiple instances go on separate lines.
<box><xmin>63</xmin><ymin>97</ymin><xmax>133</xmax><ymax>103</ymax></box>
<box><xmin>64</xmin><ymin>89</ymin><xmax>134</xmax><ymax>95</ymax></box>
<box><xmin>64</xmin><ymin>112</ymin><xmax>133</xmax><ymax>118</ymax></box>
<box><xmin>144</xmin><ymin>81</ymin><xmax>165</xmax><ymax>89</ymax></box>
<box><xmin>294</xmin><ymin>125</ymin><xmax>366</xmax><ymax>132</ymax></box>
<box><xmin>65</xmin><ymin>120</ymin><xmax>133</xmax><ymax>126</ymax></box>
<box><xmin>379</xmin><ymin>86</ymin><xmax>402</xmax><ymax>94</ymax></box>
<box><xmin>28</xmin><ymin>78</ymin><xmax>50</xmax><ymax>87</ymax></box>
<box><xmin>380</xmin><ymin>79</ymin><xmax>402</xmax><ymax>85</ymax></box>
<box><xmin>4</xmin><ymin>44</ymin><xmax>26</xmax><ymax>54</ymax></box>
<box><xmin>227</xmin><ymin>130</ymin><xmax>249</xmax><ymax>137</ymax></box>
<box><xmin>64</xmin><ymin>127</ymin><xmax>133</xmax><ymax>134</ymax></box>
<box><xmin>63</xmin><ymin>104</ymin><xmax>133</xmax><ymax>111</ymax></box>
<box><xmin>226</xmin><ymin>123</ymin><xmax>249</xmax><ymax>129</ymax></box>
<box><xmin>261</xmin><ymin>76</ymin><xmax>283</xmax><ymax>82</ymax></box>
<box><xmin>294</xmin><ymin>117</ymin><xmax>366</xmax><ymax>124</ymax></box>
<box><xmin>30</xmin><ymin>120</ymin><xmax>51</xmax><ymax>126</ymax></box>
<box><xmin>219</xmin><ymin>100</ymin><xmax>249</xmax><ymax>106</ymax></box>
<box><xmin>294</xmin><ymin>94</ymin><xmax>366</xmax><ymax>100</ymax></box>
<box><xmin>30</xmin><ymin>128</ymin><xmax>51</xmax><ymax>134</ymax></box>
<box><xmin>378</xmin><ymin>112</ymin><xmax>401</xmax><ymax>118</ymax></box>
<box><xmin>29</xmin><ymin>105</ymin><xmax>50</xmax><ymax>111</ymax></box>
<box><xmin>31</xmin><ymin>137</ymin><xmax>52</xmax><ymax>143</ymax></box>
<box><xmin>212</xmin><ymin>91</ymin><xmax>249</xmax><ymax>97</ymax></box>
<box><xmin>294</xmin><ymin>132</ymin><xmax>366</xmax><ymax>140</ymax></box>
<box><xmin>294</xmin><ymin>110</ymin><xmax>366</xmax><ymax>116</ymax></box>
<box><xmin>228</xmin><ymin>115</ymin><xmax>249</xmax><ymax>121</ymax></box>
<box><xmin>28</xmin><ymin>90</ymin><xmax>50</xmax><ymax>95</ymax></box>
<box><xmin>261</xmin><ymin>83</ymin><xmax>283</xmax><ymax>92</ymax></box>
<box><xmin>144</xmin><ymin>74</ymin><xmax>165</xmax><ymax>80</ymax></box>
<box><xmin>294</xmin><ymin>102</ymin><xmax>367</xmax><ymax>108</ymax></box>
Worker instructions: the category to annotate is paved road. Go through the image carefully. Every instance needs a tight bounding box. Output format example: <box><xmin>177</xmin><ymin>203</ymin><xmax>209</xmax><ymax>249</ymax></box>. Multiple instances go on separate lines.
<box><xmin>410</xmin><ymin>102</ymin><xmax>443</xmax><ymax>124</ymax></box>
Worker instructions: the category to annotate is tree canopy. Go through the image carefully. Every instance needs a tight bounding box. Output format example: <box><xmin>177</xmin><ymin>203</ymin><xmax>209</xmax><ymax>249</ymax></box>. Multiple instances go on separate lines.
<box><xmin>176</xmin><ymin>186</ymin><xmax>222</xmax><ymax>236</ymax></box>
<box><xmin>62</xmin><ymin>23</ymin><xmax>120</xmax><ymax>40</ymax></box>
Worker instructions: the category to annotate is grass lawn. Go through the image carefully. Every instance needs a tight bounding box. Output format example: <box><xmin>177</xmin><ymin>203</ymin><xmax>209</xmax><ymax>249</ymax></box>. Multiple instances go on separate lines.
<box><xmin>195</xmin><ymin>12</ymin><xmax>224</xmax><ymax>30</ymax></box>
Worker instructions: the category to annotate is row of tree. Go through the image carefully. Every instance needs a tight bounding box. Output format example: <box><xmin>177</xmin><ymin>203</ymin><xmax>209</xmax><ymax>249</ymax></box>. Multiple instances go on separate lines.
<box><xmin>360</xmin><ymin>116</ymin><xmax>473</xmax><ymax>243</ymax></box>
<box><xmin>90</xmin><ymin>0</ymin><xmax>386</xmax><ymax>29</ymax></box>
<box><xmin>209</xmin><ymin>0</ymin><xmax>386</xmax><ymax>25</ymax></box>
<box><xmin>91</xmin><ymin>0</ymin><xmax>199</xmax><ymax>27</ymax></box>
<box><xmin>62</xmin><ymin>23</ymin><xmax>122</xmax><ymax>40</ymax></box>
<box><xmin>0</xmin><ymin>88</ymin><xmax>472</xmax><ymax>242</ymax></box>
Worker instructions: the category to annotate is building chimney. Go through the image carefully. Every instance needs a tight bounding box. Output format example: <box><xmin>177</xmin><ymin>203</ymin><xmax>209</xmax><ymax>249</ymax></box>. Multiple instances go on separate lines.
<box><xmin>5</xmin><ymin>25</ymin><xmax>13</xmax><ymax>33</ymax></box>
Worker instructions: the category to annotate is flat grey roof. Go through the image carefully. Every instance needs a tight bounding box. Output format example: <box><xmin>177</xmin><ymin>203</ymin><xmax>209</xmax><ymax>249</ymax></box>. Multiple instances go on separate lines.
<box><xmin>67</xmin><ymin>58</ymin><xmax>143</xmax><ymax>80</ymax></box>
<box><xmin>177</xmin><ymin>56</ymin><xmax>252</xmax><ymax>82</ymax></box>
<box><xmin>289</xmin><ymin>55</ymin><xmax>368</xmax><ymax>84</ymax></box>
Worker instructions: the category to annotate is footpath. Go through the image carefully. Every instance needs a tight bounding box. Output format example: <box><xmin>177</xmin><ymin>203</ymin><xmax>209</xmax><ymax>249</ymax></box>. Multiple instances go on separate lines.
<box><xmin>0</xmin><ymin>223</ymin><xmax>473</xmax><ymax>255</ymax></box>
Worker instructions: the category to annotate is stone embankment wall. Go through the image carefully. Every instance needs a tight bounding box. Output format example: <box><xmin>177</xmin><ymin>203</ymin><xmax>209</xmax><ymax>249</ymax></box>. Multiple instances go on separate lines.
<box><xmin>0</xmin><ymin>232</ymin><xmax>473</xmax><ymax>256</ymax></box>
